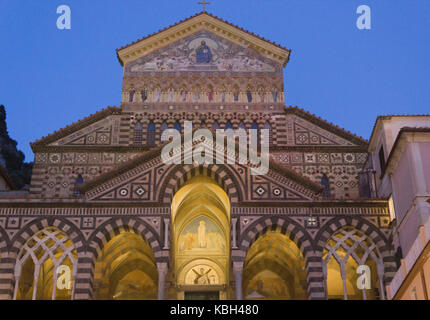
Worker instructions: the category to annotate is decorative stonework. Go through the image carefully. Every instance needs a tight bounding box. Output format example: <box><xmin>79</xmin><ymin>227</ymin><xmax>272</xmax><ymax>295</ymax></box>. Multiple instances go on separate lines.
<box><xmin>0</xmin><ymin>12</ymin><xmax>395</xmax><ymax>301</ymax></box>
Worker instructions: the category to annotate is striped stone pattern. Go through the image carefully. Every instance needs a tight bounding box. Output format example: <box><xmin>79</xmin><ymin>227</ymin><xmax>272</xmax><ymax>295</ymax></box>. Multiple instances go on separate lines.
<box><xmin>28</xmin><ymin>164</ymin><xmax>45</xmax><ymax>195</ymax></box>
<box><xmin>76</xmin><ymin>217</ymin><xmax>163</xmax><ymax>299</ymax></box>
<box><xmin>0</xmin><ymin>227</ymin><xmax>13</xmax><ymax>299</ymax></box>
<box><xmin>315</xmin><ymin>216</ymin><xmax>396</xmax><ymax>296</ymax></box>
<box><xmin>160</xmin><ymin>164</ymin><xmax>240</xmax><ymax>204</ymax></box>
<box><xmin>234</xmin><ymin>215</ymin><xmax>394</xmax><ymax>300</ymax></box>
<box><xmin>235</xmin><ymin>216</ymin><xmax>319</xmax><ymax>299</ymax></box>
<box><xmin>122</xmin><ymin>112</ymin><xmax>280</xmax><ymax>148</ymax></box>
<box><xmin>3</xmin><ymin>218</ymin><xmax>84</xmax><ymax>299</ymax></box>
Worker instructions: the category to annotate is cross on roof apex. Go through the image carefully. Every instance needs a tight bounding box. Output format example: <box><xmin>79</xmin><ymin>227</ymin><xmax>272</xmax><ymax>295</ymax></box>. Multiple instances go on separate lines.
<box><xmin>198</xmin><ymin>0</ymin><xmax>211</xmax><ymax>12</ymax></box>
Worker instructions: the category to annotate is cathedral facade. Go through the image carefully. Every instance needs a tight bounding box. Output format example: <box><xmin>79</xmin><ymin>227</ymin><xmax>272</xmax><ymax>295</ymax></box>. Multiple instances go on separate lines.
<box><xmin>0</xmin><ymin>12</ymin><xmax>399</xmax><ymax>300</ymax></box>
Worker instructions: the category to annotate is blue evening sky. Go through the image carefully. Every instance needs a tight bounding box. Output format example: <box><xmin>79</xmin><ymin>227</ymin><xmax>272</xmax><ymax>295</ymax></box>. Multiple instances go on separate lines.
<box><xmin>0</xmin><ymin>0</ymin><xmax>429</xmax><ymax>161</ymax></box>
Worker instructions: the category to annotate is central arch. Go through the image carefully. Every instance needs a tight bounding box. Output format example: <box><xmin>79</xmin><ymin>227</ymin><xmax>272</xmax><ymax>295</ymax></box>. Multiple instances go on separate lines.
<box><xmin>171</xmin><ymin>175</ymin><xmax>231</xmax><ymax>300</ymax></box>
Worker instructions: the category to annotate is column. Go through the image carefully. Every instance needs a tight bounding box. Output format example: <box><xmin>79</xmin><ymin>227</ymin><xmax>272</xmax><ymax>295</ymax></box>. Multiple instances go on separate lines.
<box><xmin>231</xmin><ymin>218</ymin><xmax>238</xmax><ymax>249</ymax></box>
<box><xmin>307</xmin><ymin>252</ymin><xmax>326</xmax><ymax>300</ymax></box>
<box><xmin>157</xmin><ymin>262</ymin><xmax>168</xmax><ymax>300</ymax></box>
<box><xmin>377</xmin><ymin>262</ymin><xmax>386</xmax><ymax>300</ymax></box>
<box><xmin>11</xmin><ymin>259</ymin><xmax>22</xmax><ymax>300</ymax></box>
<box><xmin>163</xmin><ymin>218</ymin><xmax>170</xmax><ymax>250</ymax></box>
<box><xmin>233</xmin><ymin>261</ymin><xmax>243</xmax><ymax>300</ymax></box>
<box><xmin>73</xmin><ymin>253</ymin><xmax>95</xmax><ymax>300</ymax></box>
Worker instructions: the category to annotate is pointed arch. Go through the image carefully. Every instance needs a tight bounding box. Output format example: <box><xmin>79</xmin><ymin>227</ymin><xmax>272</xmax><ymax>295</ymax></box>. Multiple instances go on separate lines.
<box><xmin>212</xmin><ymin>121</ymin><xmax>220</xmax><ymax>131</ymax></box>
<box><xmin>315</xmin><ymin>216</ymin><xmax>396</xmax><ymax>299</ymax></box>
<box><xmin>174</xmin><ymin>121</ymin><xmax>182</xmax><ymax>133</ymax></box>
<box><xmin>147</xmin><ymin>122</ymin><xmax>156</xmax><ymax>147</ymax></box>
<box><xmin>157</xmin><ymin>164</ymin><xmax>244</xmax><ymax>204</ymax></box>
<box><xmin>133</xmin><ymin>122</ymin><xmax>143</xmax><ymax>145</ymax></box>
<box><xmin>87</xmin><ymin>217</ymin><xmax>162</xmax><ymax>262</ymax></box>
<box><xmin>73</xmin><ymin>174</ymin><xmax>84</xmax><ymax>196</ymax></box>
<box><xmin>14</xmin><ymin>227</ymin><xmax>78</xmax><ymax>300</ymax></box>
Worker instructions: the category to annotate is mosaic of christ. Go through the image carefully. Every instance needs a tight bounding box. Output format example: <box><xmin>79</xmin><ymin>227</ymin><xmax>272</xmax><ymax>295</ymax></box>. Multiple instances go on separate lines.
<box><xmin>178</xmin><ymin>216</ymin><xmax>226</xmax><ymax>253</ymax></box>
<box><xmin>129</xmin><ymin>34</ymin><xmax>276</xmax><ymax>73</ymax></box>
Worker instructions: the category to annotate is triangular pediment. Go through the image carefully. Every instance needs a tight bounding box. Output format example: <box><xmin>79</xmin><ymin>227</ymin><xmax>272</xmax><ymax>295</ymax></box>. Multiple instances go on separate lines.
<box><xmin>117</xmin><ymin>12</ymin><xmax>290</xmax><ymax>68</ymax></box>
<box><xmin>31</xmin><ymin>107</ymin><xmax>121</xmax><ymax>149</ymax></box>
<box><xmin>125</xmin><ymin>30</ymin><xmax>281</xmax><ymax>75</ymax></box>
<box><xmin>285</xmin><ymin>107</ymin><xmax>368</xmax><ymax>146</ymax></box>
<box><xmin>80</xmin><ymin>138</ymin><xmax>322</xmax><ymax>203</ymax></box>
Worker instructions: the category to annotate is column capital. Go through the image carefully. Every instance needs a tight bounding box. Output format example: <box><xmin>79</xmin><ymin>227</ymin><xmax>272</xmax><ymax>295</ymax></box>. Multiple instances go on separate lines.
<box><xmin>157</xmin><ymin>262</ymin><xmax>169</xmax><ymax>273</ymax></box>
<box><xmin>233</xmin><ymin>261</ymin><xmax>244</xmax><ymax>272</ymax></box>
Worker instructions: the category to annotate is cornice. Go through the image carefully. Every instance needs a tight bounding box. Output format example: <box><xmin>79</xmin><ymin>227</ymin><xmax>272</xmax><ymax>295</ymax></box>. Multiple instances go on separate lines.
<box><xmin>284</xmin><ymin>106</ymin><xmax>369</xmax><ymax>146</ymax></box>
<box><xmin>30</xmin><ymin>106</ymin><xmax>122</xmax><ymax>149</ymax></box>
<box><xmin>116</xmin><ymin>12</ymin><xmax>291</xmax><ymax>67</ymax></box>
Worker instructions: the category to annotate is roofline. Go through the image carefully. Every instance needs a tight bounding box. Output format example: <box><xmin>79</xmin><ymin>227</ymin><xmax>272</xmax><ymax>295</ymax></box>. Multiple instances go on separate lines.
<box><xmin>284</xmin><ymin>106</ymin><xmax>369</xmax><ymax>146</ymax></box>
<box><xmin>30</xmin><ymin>106</ymin><xmax>121</xmax><ymax>149</ymax></box>
<box><xmin>384</xmin><ymin>127</ymin><xmax>430</xmax><ymax>173</ymax></box>
<box><xmin>368</xmin><ymin>114</ymin><xmax>430</xmax><ymax>150</ymax></box>
<box><xmin>116</xmin><ymin>11</ymin><xmax>291</xmax><ymax>67</ymax></box>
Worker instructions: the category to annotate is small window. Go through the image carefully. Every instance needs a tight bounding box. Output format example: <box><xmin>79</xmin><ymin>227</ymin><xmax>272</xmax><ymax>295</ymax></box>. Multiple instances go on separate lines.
<box><xmin>74</xmin><ymin>175</ymin><xmax>84</xmax><ymax>196</ymax></box>
<box><xmin>321</xmin><ymin>174</ymin><xmax>331</xmax><ymax>198</ymax></box>
<box><xmin>212</xmin><ymin>122</ymin><xmax>220</xmax><ymax>131</ymax></box>
<box><xmin>174</xmin><ymin>121</ymin><xmax>182</xmax><ymax>132</ymax></box>
<box><xmin>225</xmin><ymin>121</ymin><xmax>233</xmax><ymax>130</ymax></box>
<box><xmin>133</xmin><ymin>122</ymin><xmax>143</xmax><ymax>145</ymax></box>
<box><xmin>160</xmin><ymin>122</ymin><xmax>168</xmax><ymax>132</ymax></box>
<box><xmin>147</xmin><ymin>122</ymin><xmax>156</xmax><ymax>147</ymax></box>
<box><xmin>251</xmin><ymin>122</ymin><xmax>260</xmax><ymax>147</ymax></box>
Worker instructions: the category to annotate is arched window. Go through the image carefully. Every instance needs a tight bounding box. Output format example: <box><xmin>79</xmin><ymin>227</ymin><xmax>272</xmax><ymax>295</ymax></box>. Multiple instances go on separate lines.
<box><xmin>133</xmin><ymin>122</ymin><xmax>143</xmax><ymax>145</ymax></box>
<box><xmin>129</xmin><ymin>89</ymin><xmax>135</xmax><ymax>102</ymax></box>
<box><xmin>200</xmin><ymin>121</ymin><xmax>206</xmax><ymax>128</ymax></box>
<box><xmin>174</xmin><ymin>121</ymin><xmax>182</xmax><ymax>133</ymax></box>
<box><xmin>14</xmin><ymin>227</ymin><xmax>77</xmax><ymax>300</ymax></box>
<box><xmin>225</xmin><ymin>121</ymin><xmax>233</xmax><ymax>130</ymax></box>
<box><xmin>147</xmin><ymin>122</ymin><xmax>156</xmax><ymax>147</ymax></box>
<box><xmin>321</xmin><ymin>174</ymin><xmax>331</xmax><ymax>197</ymax></box>
<box><xmin>73</xmin><ymin>175</ymin><xmax>84</xmax><ymax>196</ymax></box>
<box><xmin>323</xmin><ymin>227</ymin><xmax>385</xmax><ymax>300</ymax></box>
<box><xmin>160</xmin><ymin>122</ymin><xmax>168</xmax><ymax>143</ymax></box>
<box><xmin>238</xmin><ymin>121</ymin><xmax>246</xmax><ymax>130</ymax></box>
<box><xmin>212</xmin><ymin>122</ymin><xmax>220</xmax><ymax>131</ymax></box>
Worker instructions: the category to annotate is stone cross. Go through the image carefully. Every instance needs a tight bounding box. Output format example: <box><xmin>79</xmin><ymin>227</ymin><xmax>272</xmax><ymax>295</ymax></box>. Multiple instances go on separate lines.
<box><xmin>198</xmin><ymin>0</ymin><xmax>211</xmax><ymax>12</ymax></box>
